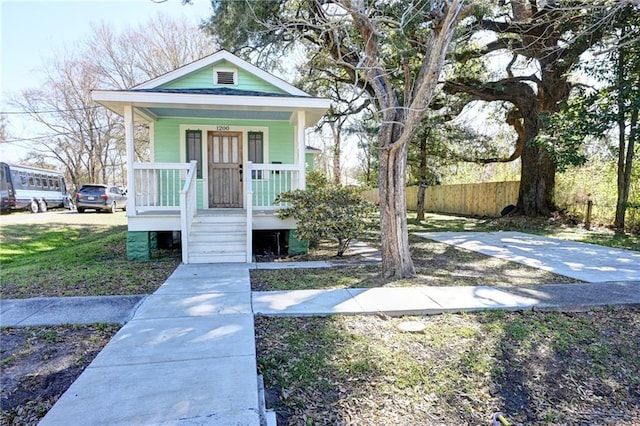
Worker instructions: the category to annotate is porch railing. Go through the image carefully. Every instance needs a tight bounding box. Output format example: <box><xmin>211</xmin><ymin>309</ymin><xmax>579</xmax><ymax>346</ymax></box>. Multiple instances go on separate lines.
<box><xmin>180</xmin><ymin>161</ymin><xmax>198</xmax><ymax>264</ymax></box>
<box><xmin>245</xmin><ymin>162</ymin><xmax>253</xmax><ymax>263</ymax></box>
<box><xmin>132</xmin><ymin>163</ymin><xmax>191</xmax><ymax>211</ymax></box>
<box><xmin>249</xmin><ymin>163</ymin><xmax>301</xmax><ymax>209</ymax></box>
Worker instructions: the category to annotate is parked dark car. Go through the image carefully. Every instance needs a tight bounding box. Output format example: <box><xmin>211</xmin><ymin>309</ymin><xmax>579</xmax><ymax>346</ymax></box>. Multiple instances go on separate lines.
<box><xmin>76</xmin><ymin>184</ymin><xmax>127</xmax><ymax>213</ymax></box>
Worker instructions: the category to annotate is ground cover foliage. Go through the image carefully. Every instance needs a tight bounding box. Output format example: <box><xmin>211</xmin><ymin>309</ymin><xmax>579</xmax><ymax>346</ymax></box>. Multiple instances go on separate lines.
<box><xmin>0</xmin><ymin>324</ymin><xmax>119</xmax><ymax>425</ymax></box>
<box><xmin>255</xmin><ymin>309</ymin><xmax>640</xmax><ymax>425</ymax></box>
<box><xmin>0</xmin><ymin>223</ymin><xmax>179</xmax><ymax>299</ymax></box>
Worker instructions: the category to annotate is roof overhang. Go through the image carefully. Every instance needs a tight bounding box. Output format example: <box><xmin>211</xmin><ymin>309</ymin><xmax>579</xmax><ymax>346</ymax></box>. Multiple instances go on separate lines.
<box><xmin>92</xmin><ymin>90</ymin><xmax>330</xmax><ymax>127</ymax></box>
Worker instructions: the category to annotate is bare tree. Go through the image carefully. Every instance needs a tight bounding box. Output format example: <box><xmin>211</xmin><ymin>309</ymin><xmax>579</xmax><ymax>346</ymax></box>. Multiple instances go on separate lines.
<box><xmin>11</xmin><ymin>14</ymin><xmax>217</xmax><ymax>190</ymax></box>
<box><xmin>88</xmin><ymin>14</ymin><xmax>217</xmax><ymax>89</ymax></box>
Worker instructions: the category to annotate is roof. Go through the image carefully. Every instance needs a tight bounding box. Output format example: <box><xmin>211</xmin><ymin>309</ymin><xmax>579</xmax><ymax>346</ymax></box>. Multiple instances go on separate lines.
<box><xmin>91</xmin><ymin>50</ymin><xmax>330</xmax><ymax>126</ymax></box>
<box><xmin>132</xmin><ymin>87</ymin><xmax>307</xmax><ymax>98</ymax></box>
<box><xmin>134</xmin><ymin>50</ymin><xmax>309</xmax><ymax>97</ymax></box>
<box><xmin>305</xmin><ymin>146</ymin><xmax>322</xmax><ymax>154</ymax></box>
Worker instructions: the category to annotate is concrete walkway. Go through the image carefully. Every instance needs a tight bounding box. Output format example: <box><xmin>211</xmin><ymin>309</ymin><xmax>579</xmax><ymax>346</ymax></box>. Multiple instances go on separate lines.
<box><xmin>415</xmin><ymin>231</ymin><xmax>640</xmax><ymax>282</ymax></box>
<box><xmin>38</xmin><ymin>263</ymin><xmax>264</xmax><ymax>426</ymax></box>
<box><xmin>253</xmin><ymin>281</ymin><xmax>640</xmax><ymax>316</ymax></box>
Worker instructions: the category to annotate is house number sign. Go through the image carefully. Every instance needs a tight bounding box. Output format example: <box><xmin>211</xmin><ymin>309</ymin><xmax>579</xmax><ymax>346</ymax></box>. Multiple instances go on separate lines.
<box><xmin>216</xmin><ymin>125</ymin><xmax>230</xmax><ymax>131</ymax></box>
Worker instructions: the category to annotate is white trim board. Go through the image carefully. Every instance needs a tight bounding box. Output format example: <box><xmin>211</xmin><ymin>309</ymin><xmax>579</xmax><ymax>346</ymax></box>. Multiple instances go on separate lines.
<box><xmin>133</xmin><ymin>50</ymin><xmax>309</xmax><ymax>97</ymax></box>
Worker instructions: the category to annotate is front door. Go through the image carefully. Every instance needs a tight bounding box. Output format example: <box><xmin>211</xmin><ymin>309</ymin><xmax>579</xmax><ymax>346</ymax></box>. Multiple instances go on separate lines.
<box><xmin>208</xmin><ymin>131</ymin><xmax>243</xmax><ymax>208</ymax></box>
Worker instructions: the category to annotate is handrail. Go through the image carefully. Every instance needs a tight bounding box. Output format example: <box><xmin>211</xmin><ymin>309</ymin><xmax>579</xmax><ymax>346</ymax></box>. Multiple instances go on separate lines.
<box><xmin>245</xmin><ymin>161</ymin><xmax>253</xmax><ymax>262</ymax></box>
<box><xmin>134</xmin><ymin>162</ymin><xmax>191</xmax><ymax>170</ymax></box>
<box><xmin>179</xmin><ymin>161</ymin><xmax>198</xmax><ymax>264</ymax></box>
<box><xmin>249</xmin><ymin>163</ymin><xmax>299</xmax><ymax>171</ymax></box>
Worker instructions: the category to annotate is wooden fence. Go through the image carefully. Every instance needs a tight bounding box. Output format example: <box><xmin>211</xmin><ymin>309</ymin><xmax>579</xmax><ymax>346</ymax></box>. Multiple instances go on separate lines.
<box><xmin>361</xmin><ymin>181</ymin><xmax>520</xmax><ymax>217</ymax></box>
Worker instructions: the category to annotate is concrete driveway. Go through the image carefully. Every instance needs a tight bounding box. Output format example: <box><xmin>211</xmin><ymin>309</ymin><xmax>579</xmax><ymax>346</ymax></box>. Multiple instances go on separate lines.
<box><xmin>415</xmin><ymin>231</ymin><xmax>640</xmax><ymax>282</ymax></box>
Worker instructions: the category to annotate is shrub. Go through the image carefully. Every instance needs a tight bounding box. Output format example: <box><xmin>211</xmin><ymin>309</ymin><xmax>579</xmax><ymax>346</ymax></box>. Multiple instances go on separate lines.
<box><xmin>275</xmin><ymin>186</ymin><xmax>376</xmax><ymax>257</ymax></box>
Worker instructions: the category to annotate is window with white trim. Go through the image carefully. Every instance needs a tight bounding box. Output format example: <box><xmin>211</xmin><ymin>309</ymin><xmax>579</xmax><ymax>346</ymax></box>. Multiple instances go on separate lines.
<box><xmin>248</xmin><ymin>131</ymin><xmax>264</xmax><ymax>179</ymax></box>
<box><xmin>185</xmin><ymin>130</ymin><xmax>203</xmax><ymax>178</ymax></box>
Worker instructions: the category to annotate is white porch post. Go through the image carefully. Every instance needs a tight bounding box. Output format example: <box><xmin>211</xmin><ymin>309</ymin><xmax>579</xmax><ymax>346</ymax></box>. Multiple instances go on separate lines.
<box><xmin>296</xmin><ymin>110</ymin><xmax>306</xmax><ymax>189</ymax></box>
<box><xmin>123</xmin><ymin>105</ymin><xmax>136</xmax><ymax>215</ymax></box>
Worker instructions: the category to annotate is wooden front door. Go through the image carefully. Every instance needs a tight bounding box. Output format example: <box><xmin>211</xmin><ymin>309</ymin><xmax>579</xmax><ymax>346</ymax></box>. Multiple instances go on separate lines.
<box><xmin>208</xmin><ymin>131</ymin><xmax>243</xmax><ymax>208</ymax></box>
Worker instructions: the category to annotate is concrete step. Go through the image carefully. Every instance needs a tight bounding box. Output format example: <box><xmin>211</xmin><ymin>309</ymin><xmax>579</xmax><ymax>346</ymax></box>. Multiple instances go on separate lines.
<box><xmin>188</xmin><ymin>252</ymin><xmax>247</xmax><ymax>263</ymax></box>
<box><xmin>188</xmin><ymin>231</ymin><xmax>246</xmax><ymax>244</ymax></box>
<box><xmin>189</xmin><ymin>222</ymin><xmax>247</xmax><ymax>235</ymax></box>
<box><xmin>188</xmin><ymin>213</ymin><xmax>248</xmax><ymax>264</ymax></box>
<box><xmin>193</xmin><ymin>215</ymin><xmax>246</xmax><ymax>225</ymax></box>
<box><xmin>189</xmin><ymin>240</ymin><xmax>246</xmax><ymax>253</ymax></box>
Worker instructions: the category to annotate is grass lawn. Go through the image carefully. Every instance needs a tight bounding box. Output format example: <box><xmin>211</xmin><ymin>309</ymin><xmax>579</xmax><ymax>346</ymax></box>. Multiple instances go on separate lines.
<box><xmin>256</xmin><ymin>308</ymin><xmax>640</xmax><ymax>425</ymax></box>
<box><xmin>0</xmin><ymin>222</ymin><xmax>179</xmax><ymax>299</ymax></box>
<box><xmin>253</xmin><ymin>212</ymin><xmax>640</xmax><ymax>425</ymax></box>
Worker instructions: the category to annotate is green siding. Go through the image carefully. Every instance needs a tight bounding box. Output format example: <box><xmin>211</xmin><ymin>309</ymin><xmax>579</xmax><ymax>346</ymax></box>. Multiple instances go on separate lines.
<box><xmin>305</xmin><ymin>153</ymin><xmax>315</xmax><ymax>171</ymax></box>
<box><xmin>153</xmin><ymin>117</ymin><xmax>295</xmax><ymax>207</ymax></box>
<box><xmin>160</xmin><ymin>59</ymin><xmax>287</xmax><ymax>94</ymax></box>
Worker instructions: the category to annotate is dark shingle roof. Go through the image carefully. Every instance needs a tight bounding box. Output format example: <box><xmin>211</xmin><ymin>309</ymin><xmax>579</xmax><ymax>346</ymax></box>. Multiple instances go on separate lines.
<box><xmin>132</xmin><ymin>87</ymin><xmax>308</xmax><ymax>98</ymax></box>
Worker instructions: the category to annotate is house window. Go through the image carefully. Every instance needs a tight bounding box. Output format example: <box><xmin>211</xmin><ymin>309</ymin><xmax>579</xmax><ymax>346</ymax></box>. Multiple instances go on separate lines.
<box><xmin>248</xmin><ymin>131</ymin><xmax>264</xmax><ymax>179</ymax></box>
<box><xmin>213</xmin><ymin>68</ymin><xmax>237</xmax><ymax>85</ymax></box>
<box><xmin>186</xmin><ymin>130</ymin><xmax>203</xmax><ymax>178</ymax></box>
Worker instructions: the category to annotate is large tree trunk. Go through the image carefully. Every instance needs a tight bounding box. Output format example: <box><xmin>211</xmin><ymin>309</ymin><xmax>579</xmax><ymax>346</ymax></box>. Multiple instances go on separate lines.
<box><xmin>515</xmin><ymin>107</ymin><xmax>556</xmax><ymax>216</ymax></box>
<box><xmin>330</xmin><ymin>123</ymin><xmax>342</xmax><ymax>185</ymax></box>
<box><xmin>517</xmin><ymin>145</ymin><xmax>556</xmax><ymax>216</ymax></box>
<box><xmin>378</xmin><ymin>139</ymin><xmax>415</xmax><ymax>279</ymax></box>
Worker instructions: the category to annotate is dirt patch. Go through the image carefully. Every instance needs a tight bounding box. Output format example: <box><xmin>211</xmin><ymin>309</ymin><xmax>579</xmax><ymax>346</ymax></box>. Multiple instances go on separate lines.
<box><xmin>0</xmin><ymin>324</ymin><xmax>119</xmax><ymax>425</ymax></box>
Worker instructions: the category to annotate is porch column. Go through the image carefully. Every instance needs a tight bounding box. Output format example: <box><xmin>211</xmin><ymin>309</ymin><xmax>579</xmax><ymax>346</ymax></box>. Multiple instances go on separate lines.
<box><xmin>296</xmin><ymin>110</ymin><xmax>306</xmax><ymax>189</ymax></box>
<box><xmin>123</xmin><ymin>105</ymin><xmax>135</xmax><ymax>215</ymax></box>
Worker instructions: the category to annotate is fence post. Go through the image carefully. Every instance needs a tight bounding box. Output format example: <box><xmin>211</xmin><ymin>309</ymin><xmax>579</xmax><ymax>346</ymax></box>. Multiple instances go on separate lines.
<box><xmin>585</xmin><ymin>194</ymin><xmax>593</xmax><ymax>230</ymax></box>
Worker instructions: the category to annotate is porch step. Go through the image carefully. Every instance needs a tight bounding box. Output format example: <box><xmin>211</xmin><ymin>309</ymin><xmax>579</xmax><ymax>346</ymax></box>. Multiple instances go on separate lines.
<box><xmin>187</xmin><ymin>213</ymin><xmax>248</xmax><ymax>264</ymax></box>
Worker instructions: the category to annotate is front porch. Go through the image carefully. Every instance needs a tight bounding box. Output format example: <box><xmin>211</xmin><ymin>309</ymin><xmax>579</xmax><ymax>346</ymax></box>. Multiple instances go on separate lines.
<box><xmin>126</xmin><ymin>162</ymin><xmax>304</xmax><ymax>263</ymax></box>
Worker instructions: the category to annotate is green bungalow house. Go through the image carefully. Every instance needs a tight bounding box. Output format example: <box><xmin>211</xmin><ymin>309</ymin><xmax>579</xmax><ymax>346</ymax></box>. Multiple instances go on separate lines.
<box><xmin>92</xmin><ymin>50</ymin><xmax>330</xmax><ymax>263</ymax></box>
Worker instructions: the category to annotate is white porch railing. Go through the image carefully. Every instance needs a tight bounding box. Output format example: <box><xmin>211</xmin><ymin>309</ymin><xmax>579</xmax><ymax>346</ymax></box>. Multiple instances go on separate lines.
<box><xmin>245</xmin><ymin>161</ymin><xmax>253</xmax><ymax>263</ymax></box>
<box><xmin>132</xmin><ymin>163</ymin><xmax>192</xmax><ymax>212</ymax></box>
<box><xmin>249</xmin><ymin>163</ymin><xmax>301</xmax><ymax>209</ymax></box>
<box><xmin>180</xmin><ymin>161</ymin><xmax>198</xmax><ymax>264</ymax></box>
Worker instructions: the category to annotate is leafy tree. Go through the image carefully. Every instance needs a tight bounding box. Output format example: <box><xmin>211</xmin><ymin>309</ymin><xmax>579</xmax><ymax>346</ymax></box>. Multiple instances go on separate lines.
<box><xmin>545</xmin><ymin>6</ymin><xmax>639</xmax><ymax>232</ymax></box>
<box><xmin>275</xmin><ymin>184</ymin><xmax>376</xmax><ymax>257</ymax></box>
<box><xmin>445</xmin><ymin>1</ymin><xmax>633</xmax><ymax>216</ymax></box>
<box><xmin>204</xmin><ymin>0</ymin><xmax>472</xmax><ymax>278</ymax></box>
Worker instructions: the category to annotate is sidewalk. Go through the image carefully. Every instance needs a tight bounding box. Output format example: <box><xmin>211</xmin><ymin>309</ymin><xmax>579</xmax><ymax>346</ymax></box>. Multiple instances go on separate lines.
<box><xmin>253</xmin><ymin>280</ymin><xmax>640</xmax><ymax>316</ymax></box>
<box><xmin>0</xmin><ymin>295</ymin><xmax>144</xmax><ymax>327</ymax></box>
<box><xmin>38</xmin><ymin>263</ymin><xmax>264</xmax><ymax>426</ymax></box>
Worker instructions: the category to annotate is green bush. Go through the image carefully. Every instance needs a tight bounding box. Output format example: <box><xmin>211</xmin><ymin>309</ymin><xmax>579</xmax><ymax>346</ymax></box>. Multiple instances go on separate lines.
<box><xmin>275</xmin><ymin>185</ymin><xmax>376</xmax><ymax>257</ymax></box>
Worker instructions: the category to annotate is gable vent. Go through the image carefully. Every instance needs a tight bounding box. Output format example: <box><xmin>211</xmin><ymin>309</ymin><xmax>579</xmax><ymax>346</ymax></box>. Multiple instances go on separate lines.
<box><xmin>214</xmin><ymin>69</ymin><xmax>236</xmax><ymax>85</ymax></box>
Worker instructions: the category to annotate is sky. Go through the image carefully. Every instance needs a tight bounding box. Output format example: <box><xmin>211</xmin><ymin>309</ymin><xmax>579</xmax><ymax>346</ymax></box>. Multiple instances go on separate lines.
<box><xmin>0</xmin><ymin>0</ymin><xmax>214</xmax><ymax>162</ymax></box>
